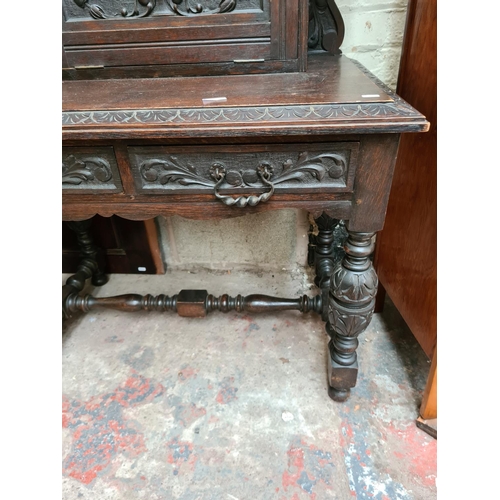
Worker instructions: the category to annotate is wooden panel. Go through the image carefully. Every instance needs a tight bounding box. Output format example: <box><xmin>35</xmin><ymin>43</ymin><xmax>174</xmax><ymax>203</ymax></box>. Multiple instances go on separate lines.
<box><xmin>63</xmin><ymin>0</ymin><xmax>265</xmax><ymax>22</ymax></box>
<box><xmin>127</xmin><ymin>142</ymin><xmax>359</xmax><ymax>195</ymax></box>
<box><xmin>65</xmin><ymin>41</ymin><xmax>271</xmax><ymax>68</ymax></box>
<box><xmin>374</xmin><ymin>0</ymin><xmax>437</xmax><ymax>358</ymax></box>
<box><xmin>62</xmin><ymin>0</ymin><xmax>306</xmax><ymax>76</ymax></box>
<box><xmin>62</xmin><ymin>22</ymin><xmax>271</xmax><ymax>45</ymax></box>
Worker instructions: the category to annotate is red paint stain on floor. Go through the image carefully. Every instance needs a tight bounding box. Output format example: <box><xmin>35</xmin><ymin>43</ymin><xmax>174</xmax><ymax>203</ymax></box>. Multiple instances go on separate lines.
<box><xmin>166</xmin><ymin>438</ymin><xmax>197</xmax><ymax>467</ymax></box>
<box><xmin>176</xmin><ymin>403</ymin><xmax>207</xmax><ymax>427</ymax></box>
<box><xmin>282</xmin><ymin>447</ymin><xmax>305</xmax><ymax>491</ymax></box>
<box><xmin>62</xmin><ymin>373</ymin><xmax>164</xmax><ymax>485</ymax></box>
<box><xmin>216</xmin><ymin>376</ymin><xmax>238</xmax><ymax>404</ymax></box>
<box><xmin>282</xmin><ymin>438</ymin><xmax>335</xmax><ymax>498</ymax></box>
<box><xmin>385</xmin><ymin>423</ymin><xmax>437</xmax><ymax>487</ymax></box>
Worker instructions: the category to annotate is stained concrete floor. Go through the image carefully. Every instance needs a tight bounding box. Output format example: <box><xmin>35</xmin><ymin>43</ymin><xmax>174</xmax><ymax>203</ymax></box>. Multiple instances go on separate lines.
<box><xmin>62</xmin><ymin>268</ymin><xmax>437</xmax><ymax>500</ymax></box>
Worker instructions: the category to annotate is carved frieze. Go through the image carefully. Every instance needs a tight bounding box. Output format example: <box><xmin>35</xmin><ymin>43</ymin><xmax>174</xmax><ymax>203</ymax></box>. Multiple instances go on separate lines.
<box><xmin>63</xmin><ymin>99</ymin><xmax>419</xmax><ymax>128</ymax></box>
<box><xmin>69</xmin><ymin>0</ymin><xmax>245</xmax><ymax>20</ymax></box>
<box><xmin>129</xmin><ymin>145</ymin><xmax>357</xmax><ymax>194</ymax></box>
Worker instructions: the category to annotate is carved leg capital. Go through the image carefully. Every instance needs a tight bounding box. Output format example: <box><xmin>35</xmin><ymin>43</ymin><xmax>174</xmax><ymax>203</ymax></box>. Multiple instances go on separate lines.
<box><xmin>326</xmin><ymin>230</ymin><xmax>378</xmax><ymax>401</ymax></box>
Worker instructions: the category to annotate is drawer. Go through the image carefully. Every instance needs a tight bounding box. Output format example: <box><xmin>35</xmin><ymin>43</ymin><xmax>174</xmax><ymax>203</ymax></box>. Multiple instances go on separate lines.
<box><xmin>62</xmin><ymin>147</ymin><xmax>123</xmax><ymax>193</ymax></box>
<box><xmin>128</xmin><ymin>143</ymin><xmax>359</xmax><ymax>195</ymax></box>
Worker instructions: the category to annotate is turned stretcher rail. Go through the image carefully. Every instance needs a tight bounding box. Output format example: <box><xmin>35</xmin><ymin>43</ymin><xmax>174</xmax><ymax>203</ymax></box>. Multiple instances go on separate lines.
<box><xmin>64</xmin><ymin>290</ymin><xmax>323</xmax><ymax>317</ymax></box>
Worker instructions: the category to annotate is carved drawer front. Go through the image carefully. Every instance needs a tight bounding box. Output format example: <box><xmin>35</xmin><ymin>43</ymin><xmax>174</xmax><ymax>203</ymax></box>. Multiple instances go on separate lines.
<box><xmin>62</xmin><ymin>147</ymin><xmax>123</xmax><ymax>193</ymax></box>
<box><xmin>128</xmin><ymin>143</ymin><xmax>359</xmax><ymax>195</ymax></box>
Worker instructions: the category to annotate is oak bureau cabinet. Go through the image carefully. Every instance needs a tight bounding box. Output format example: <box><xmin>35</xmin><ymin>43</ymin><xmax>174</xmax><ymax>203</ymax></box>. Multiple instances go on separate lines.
<box><xmin>62</xmin><ymin>0</ymin><xmax>429</xmax><ymax>402</ymax></box>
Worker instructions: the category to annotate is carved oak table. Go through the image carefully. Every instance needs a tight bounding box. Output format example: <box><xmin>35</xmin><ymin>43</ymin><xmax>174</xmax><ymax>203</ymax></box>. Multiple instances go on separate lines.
<box><xmin>62</xmin><ymin>53</ymin><xmax>429</xmax><ymax>401</ymax></box>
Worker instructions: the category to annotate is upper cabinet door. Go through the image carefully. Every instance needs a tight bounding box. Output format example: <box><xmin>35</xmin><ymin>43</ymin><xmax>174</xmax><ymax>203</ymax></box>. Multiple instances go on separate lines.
<box><xmin>62</xmin><ymin>0</ymin><xmax>308</xmax><ymax>78</ymax></box>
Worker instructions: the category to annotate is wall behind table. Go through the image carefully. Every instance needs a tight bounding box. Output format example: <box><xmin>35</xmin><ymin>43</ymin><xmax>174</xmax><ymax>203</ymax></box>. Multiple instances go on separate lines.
<box><xmin>156</xmin><ymin>0</ymin><xmax>409</xmax><ymax>272</ymax></box>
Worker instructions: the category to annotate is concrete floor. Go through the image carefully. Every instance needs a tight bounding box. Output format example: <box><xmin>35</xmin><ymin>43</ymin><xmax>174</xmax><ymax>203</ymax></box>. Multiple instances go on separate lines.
<box><xmin>62</xmin><ymin>268</ymin><xmax>437</xmax><ymax>500</ymax></box>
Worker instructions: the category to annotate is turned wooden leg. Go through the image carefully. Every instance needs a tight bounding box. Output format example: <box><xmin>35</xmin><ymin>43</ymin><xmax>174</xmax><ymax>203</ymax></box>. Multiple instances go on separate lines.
<box><xmin>327</xmin><ymin>230</ymin><xmax>378</xmax><ymax>402</ymax></box>
<box><xmin>312</xmin><ymin>213</ymin><xmax>340</xmax><ymax>321</ymax></box>
<box><xmin>66</xmin><ymin>219</ymin><xmax>108</xmax><ymax>287</ymax></box>
<box><xmin>63</xmin><ymin>219</ymin><xmax>109</xmax><ymax>319</ymax></box>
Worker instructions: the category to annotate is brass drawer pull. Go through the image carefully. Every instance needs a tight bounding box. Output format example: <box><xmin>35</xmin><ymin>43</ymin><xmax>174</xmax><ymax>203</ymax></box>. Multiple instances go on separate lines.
<box><xmin>210</xmin><ymin>162</ymin><xmax>275</xmax><ymax>207</ymax></box>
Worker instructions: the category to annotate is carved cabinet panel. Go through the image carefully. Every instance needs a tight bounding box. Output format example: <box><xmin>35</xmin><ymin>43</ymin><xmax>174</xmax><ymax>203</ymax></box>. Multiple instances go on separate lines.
<box><xmin>127</xmin><ymin>143</ymin><xmax>359</xmax><ymax>194</ymax></box>
<box><xmin>62</xmin><ymin>0</ymin><xmax>308</xmax><ymax>77</ymax></box>
<box><xmin>62</xmin><ymin>147</ymin><xmax>123</xmax><ymax>193</ymax></box>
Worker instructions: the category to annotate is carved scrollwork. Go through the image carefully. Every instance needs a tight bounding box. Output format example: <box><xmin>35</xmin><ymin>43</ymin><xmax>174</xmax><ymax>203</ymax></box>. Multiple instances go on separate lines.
<box><xmin>138</xmin><ymin>151</ymin><xmax>348</xmax><ymax>189</ymax></box>
<box><xmin>308</xmin><ymin>0</ymin><xmax>345</xmax><ymax>54</ymax></box>
<box><xmin>73</xmin><ymin>0</ymin><xmax>156</xmax><ymax>19</ymax></box>
<box><xmin>166</xmin><ymin>0</ymin><xmax>237</xmax><ymax>16</ymax></box>
<box><xmin>140</xmin><ymin>157</ymin><xmax>214</xmax><ymax>187</ymax></box>
<box><xmin>275</xmin><ymin>152</ymin><xmax>346</xmax><ymax>183</ymax></box>
<box><xmin>62</xmin><ymin>155</ymin><xmax>112</xmax><ymax>185</ymax></box>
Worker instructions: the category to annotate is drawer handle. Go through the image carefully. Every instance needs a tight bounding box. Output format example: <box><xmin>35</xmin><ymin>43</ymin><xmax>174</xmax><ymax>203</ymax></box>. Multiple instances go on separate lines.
<box><xmin>210</xmin><ymin>162</ymin><xmax>275</xmax><ymax>207</ymax></box>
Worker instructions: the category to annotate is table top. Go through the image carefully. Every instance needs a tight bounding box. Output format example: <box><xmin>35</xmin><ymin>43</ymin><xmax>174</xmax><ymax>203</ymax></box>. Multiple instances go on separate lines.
<box><xmin>62</xmin><ymin>54</ymin><xmax>429</xmax><ymax>140</ymax></box>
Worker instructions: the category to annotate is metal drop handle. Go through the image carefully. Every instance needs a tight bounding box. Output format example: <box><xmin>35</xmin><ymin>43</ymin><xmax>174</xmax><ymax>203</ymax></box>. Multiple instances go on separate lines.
<box><xmin>210</xmin><ymin>162</ymin><xmax>275</xmax><ymax>207</ymax></box>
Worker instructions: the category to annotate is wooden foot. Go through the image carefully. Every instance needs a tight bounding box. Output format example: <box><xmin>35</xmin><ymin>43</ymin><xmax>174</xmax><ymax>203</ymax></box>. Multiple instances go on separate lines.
<box><xmin>328</xmin><ymin>386</ymin><xmax>350</xmax><ymax>402</ymax></box>
<box><xmin>326</xmin><ymin>230</ymin><xmax>378</xmax><ymax>401</ymax></box>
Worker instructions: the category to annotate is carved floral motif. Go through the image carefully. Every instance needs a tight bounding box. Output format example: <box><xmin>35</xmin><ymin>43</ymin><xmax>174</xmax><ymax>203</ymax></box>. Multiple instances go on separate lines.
<box><xmin>167</xmin><ymin>0</ymin><xmax>237</xmax><ymax>16</ymax></box>
<box><xmin>73</xmin><ymin>0</ymin><xmax>156</xmax><ymax>19</ymax></box>
<box><xmin>331</xmin><ymin>265</ymin><xmax>378</xmax><ymax>305</ymax></box>
<box><xmin>62</xmin><ymin>155</ymin><xmax>113</xmax><ymax>185</ymax></box>
<box><xmin>138</xmin><ymin>151</ymin><xmax>348</xmax><ymax>188</ymax></box>
<box><xmin>140</xmin><ymin>157</ymin><xmax>214</xmax><ymax>187</ymax></box>
<box><xmin>328</xmin><ymin>303</ymin><xmax>374</xmax><ymax>338</ymax></box>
